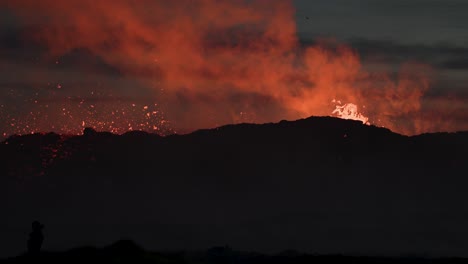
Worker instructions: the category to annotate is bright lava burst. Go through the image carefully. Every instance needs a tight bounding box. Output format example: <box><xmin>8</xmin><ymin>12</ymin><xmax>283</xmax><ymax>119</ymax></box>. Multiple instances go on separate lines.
<box><xmin>332</xmin><ymin>99</ymin><xmax>370</xmax><ymax>125</ymax></box>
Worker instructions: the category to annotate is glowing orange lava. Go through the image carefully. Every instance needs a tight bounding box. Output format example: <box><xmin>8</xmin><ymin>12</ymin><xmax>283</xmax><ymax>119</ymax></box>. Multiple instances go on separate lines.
<box><xmin>332</xmin><ymin>100</ymin><xmax>370</xmax><ymax>125</ymax></box>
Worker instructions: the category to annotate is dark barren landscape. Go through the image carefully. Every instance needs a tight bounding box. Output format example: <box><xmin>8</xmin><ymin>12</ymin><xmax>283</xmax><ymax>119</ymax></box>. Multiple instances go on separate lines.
<box><xmin>1</xmin><ymin>117</ymin><xmax>468</xmax><ymax>262</ymax></box>
<box><xmin>5</xmin><ymin>240</ymin><xmax>468</xmax><ymax>264</ymax></box>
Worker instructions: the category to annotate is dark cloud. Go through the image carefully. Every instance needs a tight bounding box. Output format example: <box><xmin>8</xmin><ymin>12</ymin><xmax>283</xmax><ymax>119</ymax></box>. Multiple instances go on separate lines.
<box><xmin>439</xmin><ymin>58</ymin><xmax>468</xmax><ymax>70</ymax></box>
<box><xmin>50</xmin><ymin>48</ymin><xmax>128</xmax><ymax>80</ymax></box>
<box><xmin>295</xmin><ymin>0</ymin><xmax>468</xmax><ymax>46</ymax></box>
<box><xmin>0</xmin><ymin>28</ymin><xmax>21</xmax><ymax>50</ymax></box>
<box><xmin>346</xmin><ymin>38</ymin><xmax>468</xmax><ymax>70</ymax></box>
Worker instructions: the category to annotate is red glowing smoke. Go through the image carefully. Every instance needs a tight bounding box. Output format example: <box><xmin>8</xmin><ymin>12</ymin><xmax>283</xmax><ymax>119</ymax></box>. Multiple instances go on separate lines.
<box><xmin>1</xmin><ymin>0</ymin><xmax>446</xmax><ymax>136</ymax></box>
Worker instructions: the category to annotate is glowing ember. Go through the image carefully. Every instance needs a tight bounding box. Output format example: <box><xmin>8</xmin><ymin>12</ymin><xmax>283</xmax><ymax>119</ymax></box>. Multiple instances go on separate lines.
<box><xmin>0</xmin><ymin>97</ymin><xmax>175</xmax><ymax>139</ymax></box>
<box><xmin>332</xmin><ymin>100</ymin><xmax>370</xmax><ymax>125</ymax></box>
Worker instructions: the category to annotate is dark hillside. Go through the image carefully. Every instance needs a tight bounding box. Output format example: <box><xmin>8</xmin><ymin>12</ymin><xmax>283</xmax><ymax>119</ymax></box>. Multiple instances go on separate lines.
<box><xmin>0</xmin><ymin>116</ymin><xmax>467</xmax><ymax>257</ymax></box>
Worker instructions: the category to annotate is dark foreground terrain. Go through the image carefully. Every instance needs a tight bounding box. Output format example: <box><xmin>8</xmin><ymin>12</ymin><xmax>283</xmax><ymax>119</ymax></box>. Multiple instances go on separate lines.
<box><xmin>1</xmin><ymin>117</ymin><xmax>467</xmax><ymax>257</ymax></box>
<box><xmin>3</xmin><ymin>240</ymin><xmax>468</xmax><ymax>264</ymax></box>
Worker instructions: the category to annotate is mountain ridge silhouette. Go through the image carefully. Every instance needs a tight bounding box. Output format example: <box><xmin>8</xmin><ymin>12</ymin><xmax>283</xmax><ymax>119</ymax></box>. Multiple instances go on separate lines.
<box><xmin>4</xmin><ymin>239</ymin><xmax>468</xmax><ymax>264</ymax></box>
<box><xmin>0</xmin><ymin>116</ymin><xmax>467</xmax><ymax>258</ymax></box>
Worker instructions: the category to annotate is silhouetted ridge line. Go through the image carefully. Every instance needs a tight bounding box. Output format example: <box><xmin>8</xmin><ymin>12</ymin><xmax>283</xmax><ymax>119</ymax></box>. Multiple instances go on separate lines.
<box><xmin>1</xmin><ymin>116</ymin><xmax>467</xmax><ymax>258</ymax></box>
<box><xmin>4</xmin><ymin>241</ymin><xmax>468</xmax><ymax>263</ymax></box>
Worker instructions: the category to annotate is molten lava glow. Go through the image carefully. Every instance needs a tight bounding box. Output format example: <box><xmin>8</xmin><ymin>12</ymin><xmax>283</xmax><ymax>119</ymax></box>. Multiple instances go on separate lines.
<box><xmin>332</xmin><ymin>100</ymin><xmax>370</xmax><ymax>125</ymax></box>
<box><xmin>0</xmin><ymin>0</ymin><xmax>445</xmax><ymax>137</ymax></box>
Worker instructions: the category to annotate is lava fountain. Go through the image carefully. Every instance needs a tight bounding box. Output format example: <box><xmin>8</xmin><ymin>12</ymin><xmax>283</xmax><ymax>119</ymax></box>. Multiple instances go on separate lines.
<box><xmin>332</xmin><ymin>100</ymin><xmax>370</xmax><ymax>125</ymax></box>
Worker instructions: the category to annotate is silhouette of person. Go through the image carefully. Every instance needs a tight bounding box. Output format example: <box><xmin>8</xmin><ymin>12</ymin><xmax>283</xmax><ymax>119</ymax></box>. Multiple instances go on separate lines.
<box><xmin>27</xmin><ymin>221</ymin><xmax>44</xmax><ymax>255</ymax></box>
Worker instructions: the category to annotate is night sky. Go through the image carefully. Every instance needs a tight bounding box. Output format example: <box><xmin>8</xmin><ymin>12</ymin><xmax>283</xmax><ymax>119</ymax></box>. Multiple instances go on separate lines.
<box><xmin>0</xmin><ymin>0</ymin><xmax>466</xmax><ymax>137</ymax></box>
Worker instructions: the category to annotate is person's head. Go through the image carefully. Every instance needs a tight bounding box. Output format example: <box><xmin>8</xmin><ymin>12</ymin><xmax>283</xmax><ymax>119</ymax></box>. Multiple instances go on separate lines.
<box><xmin>32</xmin><ymin>221</ymin><xmax>44</xmax><ymax>231</ymax></box>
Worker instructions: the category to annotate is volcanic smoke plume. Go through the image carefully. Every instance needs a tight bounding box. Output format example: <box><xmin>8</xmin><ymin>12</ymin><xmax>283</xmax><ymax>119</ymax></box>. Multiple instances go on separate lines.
<box><xmin>1</xmin><ymin>0</ymin><xmax>442</xmax><ymax>136</ymax></box>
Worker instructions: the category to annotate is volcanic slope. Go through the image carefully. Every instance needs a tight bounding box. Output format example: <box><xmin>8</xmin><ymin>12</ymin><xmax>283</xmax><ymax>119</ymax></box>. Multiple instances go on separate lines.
<box><xmin>0</xmin><ymin>116</ymin><xmax>467</xmax><ymax>257</ymax></box>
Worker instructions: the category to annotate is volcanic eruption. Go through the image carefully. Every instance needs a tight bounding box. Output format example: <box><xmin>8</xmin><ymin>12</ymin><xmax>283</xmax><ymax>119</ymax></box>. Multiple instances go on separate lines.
<box><xmin>0</xmin><ymin>0</ymin><xmax>453</xmax><ymax>138</ymax></box>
